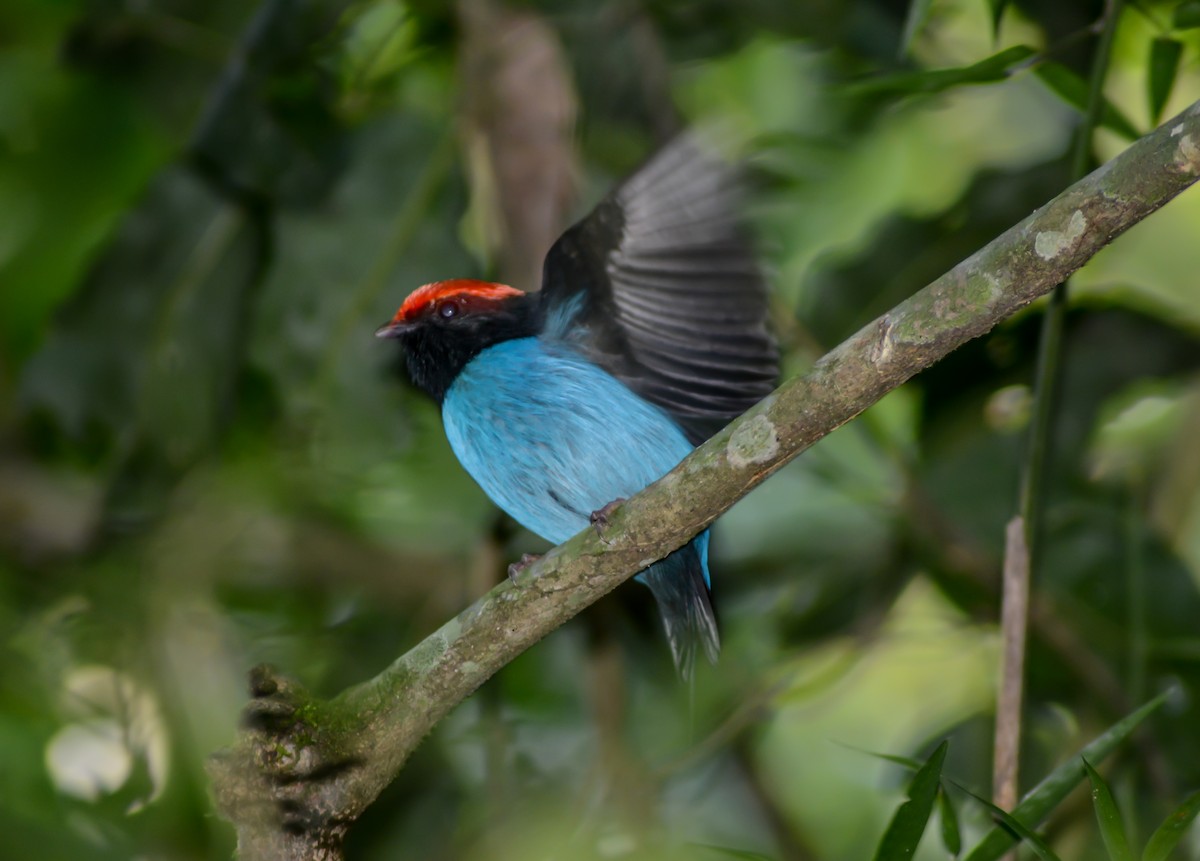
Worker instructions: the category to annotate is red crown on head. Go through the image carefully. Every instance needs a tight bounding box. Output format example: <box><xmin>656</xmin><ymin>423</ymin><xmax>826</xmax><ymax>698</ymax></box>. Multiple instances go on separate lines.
<box><xmin>391</xmin><ymin>279</ymin><xmax>525</xmax><ymax>324</ymax></box>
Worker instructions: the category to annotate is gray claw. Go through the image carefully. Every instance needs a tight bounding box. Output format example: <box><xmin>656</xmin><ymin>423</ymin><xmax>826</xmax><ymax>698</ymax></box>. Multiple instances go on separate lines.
<box><xmin>507</xmin><ymin>553</ymin><xmax>542</xmax><ymax>581</ymax></box>
<box><xmin>589</xmin><ymin>498</ymin><xmax>626</xmax><ymax>535</ymax></box>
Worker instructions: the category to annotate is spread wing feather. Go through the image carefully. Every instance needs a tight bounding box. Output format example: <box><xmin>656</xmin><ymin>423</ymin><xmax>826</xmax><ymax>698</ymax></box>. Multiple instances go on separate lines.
<box><xmin>539</xmin><ymin>135</ymin><xmax>778</xmax><ymax>443</ymax></box>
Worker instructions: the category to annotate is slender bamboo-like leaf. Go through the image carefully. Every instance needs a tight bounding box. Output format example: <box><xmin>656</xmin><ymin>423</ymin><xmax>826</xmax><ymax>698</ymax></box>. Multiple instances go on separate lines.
<box><xmin>847</xmin><ymin>45</ymin><xmax>1035</xmax><ymax>98</ymax></box>
<box><xmin>899</xmin><ymin>0</ymin><xmax>935</xmax><ymax>57</ymax></box>
<box><xmin>1174</xmin><ymin>1</ymin><xmax>1200</xmax><ymax>29</ymax></box>
<box><xmin>939</xmin><ymin>787</ymin><xmax>963</xmax><ymax>857</ymax></box>
<box><xmin>957</xmin><ymin>784</ymin><xmax>1065</xmax><ymax>861</ymax></box>
<box><xmin>873</xmin><ymin>741</ymin><xmax>948</xmax><ymax>861</ymax></box>
<box><xmin>1148</xmin><ymin>38</ymin><xmax>1183</xmax><ymax>125</ymax></box>
<box><xmin>840</xmin><ymin>739</ymin><xmax>962</xmax><ymax>856</ymax></box>
<box><xmin>988</xmin><ymin>0</ymin><xmax>1011</xmax><ymax>37</ymax></box>
<box><xmin>963</xmin><ymin>691</ymin><xmax>1171</xmax><ymax>861</ymax></box>
<box><xmin>1142</xmin><ymin>790</ymin><xmax>1200</xmax><ymax>861</ymax></box>
<box><xmin>834</xmin><ymin>740</ymin><xmax>923</xmax><ymax>771</ymax></box>
<box><xmin>1033</xmin><ymin>61</ymin><xmax>1142</xmax><ymax>141</ymax></box>
<box><xmin>1084</xmin><ymin>759</ymin><xmax>1135</xmax><ymax>861</ymax></box>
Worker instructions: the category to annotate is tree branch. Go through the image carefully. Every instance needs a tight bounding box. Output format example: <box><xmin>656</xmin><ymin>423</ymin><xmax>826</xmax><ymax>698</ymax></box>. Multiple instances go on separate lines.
<box><xmin>209</xmin><ymin>100</ymin><xmax>1200</xmax><ymax>859</ymax></box>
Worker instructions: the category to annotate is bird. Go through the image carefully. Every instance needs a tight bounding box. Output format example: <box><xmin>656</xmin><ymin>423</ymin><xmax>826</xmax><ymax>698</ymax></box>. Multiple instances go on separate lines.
<box><xmin>377</xmin><ymin>135</ymin><xmax>778</xmax><ymax>677</ymax></box>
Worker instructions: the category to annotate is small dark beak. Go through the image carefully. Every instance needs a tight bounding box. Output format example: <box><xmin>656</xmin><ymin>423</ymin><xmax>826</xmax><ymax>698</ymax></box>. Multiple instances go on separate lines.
<box><xmin>375</xmin><ymin>320</ymin><xmax>412</xmax><ymax>339</ymax></box>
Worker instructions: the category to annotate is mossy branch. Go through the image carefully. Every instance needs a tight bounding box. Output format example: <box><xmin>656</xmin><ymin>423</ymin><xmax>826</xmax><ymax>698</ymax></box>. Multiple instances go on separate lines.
<box><xmin>208</xmin><ymin>100</ymin><xmax>1200</xmax><ymax>860</ymax></box>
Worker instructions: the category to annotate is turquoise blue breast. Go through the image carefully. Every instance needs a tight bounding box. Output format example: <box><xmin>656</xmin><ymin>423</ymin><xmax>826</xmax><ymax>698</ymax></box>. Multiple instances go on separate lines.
<box><xmin>442</xmin><ymin>337</ymin><xmax>696</xmax><ymax>548</ymax></box>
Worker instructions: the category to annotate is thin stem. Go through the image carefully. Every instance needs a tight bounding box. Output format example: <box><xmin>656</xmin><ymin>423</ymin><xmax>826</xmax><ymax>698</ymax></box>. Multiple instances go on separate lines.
<box><xmin>1125</xmin><ymin>485</ymin><xmax>1148</xmax><ymax>706</ymax></box>
<box><xmin>1020</xmin><ymin>0</ymin><xmax>1126</xmax><ymax>539</ymax></box>
<box><xmin>994</xmin><ymin>516</ymin><xmax>1030</xmax><ymax>813</ymax></box>
<box><xmin>1072</xmin><ymin>0</ymin><xmax>1128</xmax><ymax>182</ymax></box>
<box><xmin>998</xmin><ymin>0</ymin><xmax>1126</xmax><ymax>823</ymax></box>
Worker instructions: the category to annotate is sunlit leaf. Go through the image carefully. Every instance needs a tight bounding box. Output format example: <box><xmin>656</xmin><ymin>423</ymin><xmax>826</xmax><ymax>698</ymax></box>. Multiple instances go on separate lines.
<box><xmin>1142</xmin><ymin>790</ymin><xmax>1200</xmax><ymax>861</ymax></box>
<box><xmin>336</xmin><ymin>0</ymin><xmax>419</xmax><ymax>89</ymax></box>
<box><xmin>1148</xmin><ymin>38</ymin><xmax>1183</xmax><ymax>126</ymax></box>
<box><xmin>1033</xmin><ymin>61</ymin><xmax>1142</xmax><ymax>141</ymax></box>
<box><xmin>1084</xmin><ymin>759</ymin><xmax>1134</xmax><ymax>861</ymax></box>
<box><xmin>964</xmin><ymin>691</ymin><xmax>1171</xmax><ymax>861</ymax></box>
<box><xmin>1089</xmin><ymin>384</ymin><xmax>1188</xmax><ymax>483</ymax></box>
<box><xmin>872</xmin><ymin>741</ymin><xmax>948</xmax><ymax>861</ymax></box>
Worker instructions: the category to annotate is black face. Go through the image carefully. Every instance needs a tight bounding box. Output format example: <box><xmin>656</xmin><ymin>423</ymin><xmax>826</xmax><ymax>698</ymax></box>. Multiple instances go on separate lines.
<box><xmin>379</xmin><ymin>291</ymin><xmax>542</xmax><ymax>402</ymax></box>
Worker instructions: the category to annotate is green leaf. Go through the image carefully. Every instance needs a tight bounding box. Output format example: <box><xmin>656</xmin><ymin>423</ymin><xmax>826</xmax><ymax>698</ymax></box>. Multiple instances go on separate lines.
<box><xmin>898</xmin><ymin>0</ymin><xmax>935</xmax><ymax>57</ymax></box>
<box><xmin>1033</xmin><ymin>61</ymin><xmax>1142</xmax><ymax>141</ymax></box>
<box><xmin>841</xmin><ymin>739</ymin><xmax>963</xmax><ymax>856</ymax></box>
<box><xmin>964</xmin><ymin>691</ymin><xmax>1171</xmax><ymax>861</ymax></box>
<box><xmin>872</xmin><ymin>741</ymin><xmax>948</xmax><ymax>861</ymax></box>
<box><xmin>1142</xmin><ymin>790</ymin><xmax>1200</xmax><ymax>861</ymax></box>
<box><xmin>1147</xmin><ymin>38</ymin><xmax>1183</xmax><ymax>125</ymax></box>
<box><xmin>834</xmin><ymin>740</ymin><xmax>924</xmax><ymax>771</ymax></box>
<box><xmin>939</xmin><ymin>787</ymin><xmax>963</xmax><ymax>857</ymax></box>
<box><xmin>846</xmin><ymin>45</ymin><xmax>1036</xmax><ymax>99</ymax></box>
<box><xmin>957</xmin><ymin>784</ymin><xmax>1065</xmax><ymax>861</ymax></box>
<box><xmin>1084</xmin><ymin>759</ymin><xmax>1134</xmax><ymax>861</ymax></box>
<box><xmin>988</xmin><ymin>0</ymin><xmax>1011</xmax><ymax>37</ymax></box>
<box><xmin>1173</xmin><ymin>1</ymin><xmax>1200</xmax><ymax>29</ymax></box>
<box><xmin>337</xmin><ymin>0</ymin><xmax>419</xmax><ymax>89</ymax></box>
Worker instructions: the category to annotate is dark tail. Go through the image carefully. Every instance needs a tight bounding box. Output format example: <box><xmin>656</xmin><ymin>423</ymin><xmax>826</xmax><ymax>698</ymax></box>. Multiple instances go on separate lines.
<box><xmin>637</xmin><ymin>539</ymin><xmax>719</xmax><ymax>679</ymax></box>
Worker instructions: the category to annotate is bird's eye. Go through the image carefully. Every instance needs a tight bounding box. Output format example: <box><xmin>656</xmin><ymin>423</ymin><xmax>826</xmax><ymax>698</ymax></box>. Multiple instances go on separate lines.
<box><xmin>436</xmin><ymin>300</ymin><xmax>459</xmax><ymax>319</ymax></box>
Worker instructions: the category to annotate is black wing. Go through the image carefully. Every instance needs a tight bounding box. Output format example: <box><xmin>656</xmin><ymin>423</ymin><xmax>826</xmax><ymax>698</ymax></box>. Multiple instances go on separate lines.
<box><xmin>539</xmin><ymin>134</ymin><xmax>778</xmax><ymax>444</ymax></box>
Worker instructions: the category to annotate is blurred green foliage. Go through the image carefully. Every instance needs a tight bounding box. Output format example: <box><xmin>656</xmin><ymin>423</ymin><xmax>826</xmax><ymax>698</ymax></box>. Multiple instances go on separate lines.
<box><xmin>2</xmin><ymin>0</ymin><xmax>1200</xmax><ymax>859</ymax></box>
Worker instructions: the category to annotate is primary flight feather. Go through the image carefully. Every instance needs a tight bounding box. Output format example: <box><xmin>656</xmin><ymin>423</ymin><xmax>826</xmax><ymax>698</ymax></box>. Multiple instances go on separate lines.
<box><xmin>378</xmin><ymin>135</ymin><xmax>778</xmax><ymax>677</ymax></box>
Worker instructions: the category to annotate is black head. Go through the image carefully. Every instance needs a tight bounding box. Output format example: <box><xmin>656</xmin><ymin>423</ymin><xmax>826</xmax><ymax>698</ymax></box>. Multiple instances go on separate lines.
<box><xmin>376</xmin><ymin>279</ymin><xmax>542</xmax><ymax>401</ymax></box>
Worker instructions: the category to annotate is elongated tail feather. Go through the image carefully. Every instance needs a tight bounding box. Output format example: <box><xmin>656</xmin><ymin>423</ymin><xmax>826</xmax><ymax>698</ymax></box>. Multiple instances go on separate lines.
<box><xmin>637</xmin><ymin>541</ymin><xmax>720</xmax><ymax>679</ymax></box>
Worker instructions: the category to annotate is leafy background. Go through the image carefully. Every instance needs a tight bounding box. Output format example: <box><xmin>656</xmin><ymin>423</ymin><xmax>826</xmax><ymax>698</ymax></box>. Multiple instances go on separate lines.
<box><xmin>2</xmin><ymin>0</ymin><xmax>1200</xmax><ymax>858</ymax></box>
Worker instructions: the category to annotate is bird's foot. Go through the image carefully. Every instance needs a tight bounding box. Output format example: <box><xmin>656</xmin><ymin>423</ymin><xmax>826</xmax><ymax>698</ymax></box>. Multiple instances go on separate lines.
<box><xmin>589</xmin><ymin>498</ymin><xmax>627</xmax><ymax>540</ymax></box>
<box><xmin>507</xmin><ymin>553</ymin><xmax>542</xmax><ymax>582</ymax></box>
